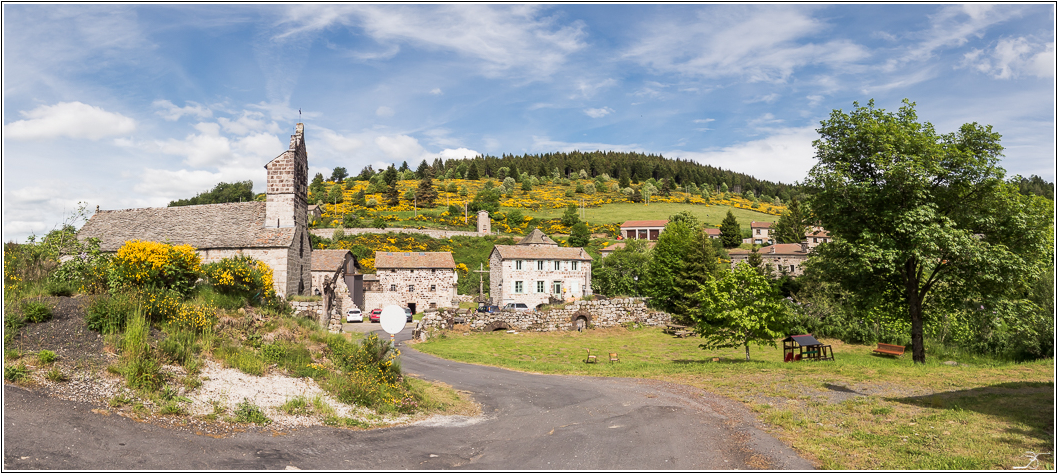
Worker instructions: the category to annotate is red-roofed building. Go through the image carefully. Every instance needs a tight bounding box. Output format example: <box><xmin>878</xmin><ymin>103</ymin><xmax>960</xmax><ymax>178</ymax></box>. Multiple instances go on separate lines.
<box><xmin>729</xmin><ymin>243</ymin><xmax>811</xmax><ymax>276</ymax></box>
<box><xmin>620</xmin><ymin>220</ymin><xmax>668</xmax><ymax>240</ymax></box>
<box><xmin>745</xmin><ymin>221</ymin><xmax>775</xmax><ymax>245</ymax></box>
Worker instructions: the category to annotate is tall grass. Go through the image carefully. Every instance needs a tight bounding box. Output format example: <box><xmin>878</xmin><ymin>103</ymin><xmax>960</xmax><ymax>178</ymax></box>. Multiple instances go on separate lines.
<box><xmin>118</xmin><ymin>308</ymin><xmax>162</xmax><ymax>391</ymax></box>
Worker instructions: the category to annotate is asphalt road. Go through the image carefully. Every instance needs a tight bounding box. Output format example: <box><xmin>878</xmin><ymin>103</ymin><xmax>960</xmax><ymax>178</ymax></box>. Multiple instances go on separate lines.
<box><xmin>3</xmin><ymin>327</ymin><xmax>813</xmax><ymax>470</ymax></box>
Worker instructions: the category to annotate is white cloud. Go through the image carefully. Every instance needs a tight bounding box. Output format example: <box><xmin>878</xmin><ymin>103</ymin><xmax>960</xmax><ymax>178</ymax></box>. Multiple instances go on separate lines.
<box><xmin>157</xmin><ymin>123</ymin><xmax>234</xmax><ymax>168</ymax></box>
<box><xmin>376</xmin><ymin>106</ymin><xmax>395</xmax><ymax>117</ymax></box>
<box><xmin>279</xmin><ymin>5</ymin><xmax>587</xmax><ymax>78</ymax></box>
<box><xmin>693</xmin><ymin>118</ymin><xmax>716</xmax><ymax>124</ymax></box>
<box><xmin>674</xmin><ymin>126</ymin><xmax>818</xmax><ymax>183</ymax></box>
<box><xmin>318</xmin><ymin>129</ymin><xmax>365</xmax><ymax>154</ymax></box>
<box><xmin>531</xmin><ymin>136</ymin><xmax>641</xmax><ymax>153</ymax></box>
<box><xmin>153</xmin><ymin>100</ymin><xmax>213</xmax><ymax>121</ymax></box>
<box><xmin>747</xmin><ymin>93</ymin><xmax>780</xmax><ymax>104</ymax></box>
<box><xmin>5</xmin><ymin>102</ymin><xmax>136</xmax><ymax>140</ymax></box>
<box><xmin>624</xmin><ymin>7</ymin><xmax>868</xmax><ymax>82</ymax></box>
<box><xmin>217</xmin><ymin>112</ymin><xmax>281</xmax><ymax>135</ymax></box>
<box><xmin>806</xmin><ymin>95</ymin><xmax>825</xmax><ymax>106</ymax></box>
<box><xmin>573</xmin><ymin>78</ymin><xmax>616</xmax><ymax>99</ymax></box>
<box><xmin>961</xmin><ymin>37</ymin><xmax>1055</xmax><ymax>79</ymax></box>
<box><xmin>375</xmin><ymin>134</ymin><xmax>426</xmax><ymax>161</ymax></box>
<box><xmin>430</xmin><ymin>88</ymin><xmax>443</xmax><ymax>95</ymax></box>
<box><xmin>584</xmin><ymin>107</ymin><xmax>614</xmax><ymax>118</ymax></box>
<box><xmin>134</xmin><ymin>168</ymin><xmax>226</xmax><ymax>198</ymax></box>
<box><xmin>747</xmin><ymin>113</ymin><xmax>784</xmax><ymax>128</ymax></box>
<box><xmin>437</xmin><ymin>148</ymin><xmax>481</xmax><ymax>160</ymax></box>
<box><xmin>898</xmin><ymin>5</ymin><xmax>1021</xmax><ymax>65</ymax></box>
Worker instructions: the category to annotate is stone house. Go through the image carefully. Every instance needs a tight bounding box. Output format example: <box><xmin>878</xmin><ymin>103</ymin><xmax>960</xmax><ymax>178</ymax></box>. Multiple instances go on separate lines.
<box><xmin>363</xmin><ymin>251</ymin><xmax>457</xmax><ymax>313</ymax></box>
<box><xmin>806</xmin><ymin>227</ymin><xmax>832</xmax><ymax>248</ymax></box>
<box><xmin>78</xmin><ymin>123</ymin><xmax>313</xmax><ymax>298</ymax></box>
<box><xmin>310</xmin><ymin>249</ymin><xmax>362</xmax><ymax>317</ymax></box>
<box><xmin>728</xmin><ymin>243</ymin><xmax>811</xmax><ymax>276</ymax></box>
<box><xmin>746</xmin><ymin>221</ymin><xmax>775</xmax><ymax>245</ymax></box>
<box><xmin>620</xmin><ymin>220</ymin><xmax>668</xmax><ymax>240</ymax></box>
<box><xmin>489</xmin><ymin>229</ymin><xmax>592</xmax><ymax>308</ymax></box>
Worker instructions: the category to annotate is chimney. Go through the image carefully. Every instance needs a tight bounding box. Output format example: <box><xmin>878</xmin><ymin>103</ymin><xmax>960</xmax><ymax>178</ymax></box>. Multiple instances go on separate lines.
<box><xmin>770</xmin><ymin>245</ymin><xmax>775</xmax><ymax>254</ymax></box>
<box><xmin>800</xmin><ymin>241</ymin><xmax>809</xmax><ymax>253</ymax></box>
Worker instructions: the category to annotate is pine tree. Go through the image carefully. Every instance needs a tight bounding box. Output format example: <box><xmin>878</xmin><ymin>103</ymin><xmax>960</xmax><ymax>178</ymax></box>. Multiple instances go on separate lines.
<box><xmin>720</xmin><ymin>211</ymin><xmax>741</xmax><ymax>248</ymax></box>
<box><xmin>773</xmin><ymin>198</ymin><xmax>810</xmax><ymax>243</ymax></box>
<box><xmin>466</xmin><ymin>161</ymin><xmax>480</xmax><ymax>180</ymax></box>
<box><xmin>383</xmin><ymin>166</ymin><xmax>400</xmax><ymax>206</ymax></box>
<box><xmin>417</xmin><ymin>171</ymin><xmax>438</xmax><ymax>207</ymax></box>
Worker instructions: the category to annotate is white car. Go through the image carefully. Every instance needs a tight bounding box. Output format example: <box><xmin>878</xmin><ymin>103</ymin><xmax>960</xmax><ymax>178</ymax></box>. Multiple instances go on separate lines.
<box><xmin>503</xmin><ymin>303</ymin><xmax>531</xmax><ymax>312</ymax></box>
<box><xmin>346</xmin><ymin>309</ymin><xmax>363</xmax><ymax>323</ymax></box>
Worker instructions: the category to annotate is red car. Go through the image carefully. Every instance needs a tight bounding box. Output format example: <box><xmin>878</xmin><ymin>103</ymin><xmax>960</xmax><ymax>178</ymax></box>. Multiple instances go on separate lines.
<box><xmin>368</xmin><ymin>308</ymin><xmax>382</xmax><ymax>323</ymax></box>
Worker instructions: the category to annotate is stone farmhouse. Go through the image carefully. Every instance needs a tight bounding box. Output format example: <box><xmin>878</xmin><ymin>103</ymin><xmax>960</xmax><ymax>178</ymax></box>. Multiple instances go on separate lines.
<box><xmin>363</xmin><ymin>251</ymin><xmax>458</xmax><ymax>313</ymax></box>
<box><xmin>79</xmin><ymin>123</ymin><xmax>313</xmax><ymax>298</ymax></box>
<box><xmin>489</xmin><ymin>229</ymin><xmax>592</xmax><ymax>308</ymax></box>
<box><xmin>310</xmin><ymin>249</ymin><xmax>362</xmax><ymax>318</ymax></box>
<box><xmin>806</xmin><ymin>227</ymin><xmax>832</xmax><ymax>248</ymax></box>
<box><xmin>728</xmin><ymin>243</ymin><xmax>812</xmax><ymax>276</ymax></box>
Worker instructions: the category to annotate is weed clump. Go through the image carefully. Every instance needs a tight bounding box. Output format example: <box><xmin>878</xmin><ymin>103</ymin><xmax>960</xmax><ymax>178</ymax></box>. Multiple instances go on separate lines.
<box><xmin>234</xmin><ymin>398</ymin><xmax>271</xmax><ymax>425</ymax></box>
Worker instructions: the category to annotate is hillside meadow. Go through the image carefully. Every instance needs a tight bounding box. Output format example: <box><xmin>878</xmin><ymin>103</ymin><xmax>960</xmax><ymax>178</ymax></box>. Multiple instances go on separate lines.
<box><xmin>414</xmin><ymin>327</ymin><xmax>1054</xmax><ymax>470</ymax></box>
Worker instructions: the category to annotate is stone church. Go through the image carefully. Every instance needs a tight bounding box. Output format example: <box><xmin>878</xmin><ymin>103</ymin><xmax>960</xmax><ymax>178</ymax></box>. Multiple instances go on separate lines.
<box><xmin>78</xmin><ymin>123</ymin><xmax>314</xmax><ymax>298</ymax></box>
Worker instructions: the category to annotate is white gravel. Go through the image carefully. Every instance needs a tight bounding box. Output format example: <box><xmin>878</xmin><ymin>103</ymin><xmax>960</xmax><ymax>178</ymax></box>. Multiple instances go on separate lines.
<box><xmin>187</xmin><ymin>360</ymin><xmax>412</xmax><ymax>428</ymax></box>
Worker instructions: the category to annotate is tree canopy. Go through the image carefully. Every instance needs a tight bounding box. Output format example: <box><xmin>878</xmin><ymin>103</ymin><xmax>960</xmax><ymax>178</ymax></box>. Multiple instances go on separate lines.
<box><xmin>804</xmin><ymin>99</ymin><xmax>1053</xmax><ymax>364</ymax></box>
<box><xmin>169</xmin><ymin>180</ymin><xmax>254</xmax><ymax>207</ymax></box>
<box><xmin>719</xmin><ymin>211</ymin><xmax>741</xmax><ymax>248</ymax></box>
<box><xmin>690</xmin><ymin>262</ymin><xmax>788</xmax><ymax>361</ymax></box>
<box><xmin>772</xmin><ymin>198</ymin><xmax>811</xmax><ymax>243</ymax></box>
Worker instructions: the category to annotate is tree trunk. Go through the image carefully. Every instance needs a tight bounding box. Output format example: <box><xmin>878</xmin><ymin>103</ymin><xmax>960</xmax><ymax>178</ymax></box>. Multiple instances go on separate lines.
<box><xmin>745</xmin><ymin>343</ymin><xmax>751</xmax><ymax>361</ymax></box>
<box><xmin>905</xmin><ymin>263</ymin><xmax>926</xmax><ymax>364</ymax></box>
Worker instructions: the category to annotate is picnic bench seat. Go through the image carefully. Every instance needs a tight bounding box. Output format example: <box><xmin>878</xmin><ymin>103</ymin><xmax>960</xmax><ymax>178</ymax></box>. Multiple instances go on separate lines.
<box><xmin>673</xmin><ymin>330</ymin><xmax>694</xmax><ymax>338</ymax></box>
<box><xmin>873</xmin><ymin>343</ymin><xmax>906</xmax><ymax>357</ymax></box>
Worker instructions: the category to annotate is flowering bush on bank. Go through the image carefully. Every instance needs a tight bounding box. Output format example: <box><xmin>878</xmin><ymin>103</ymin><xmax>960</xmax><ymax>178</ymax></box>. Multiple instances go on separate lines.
<box><xmin>109</xmin><ymin>240</ymin><xmax>201</xmax><ymax>296</ymax></box>
<box><xmin>201</xmin><ymin>255</ymin><xmax>278</xmax><ymax>304</ymax></box>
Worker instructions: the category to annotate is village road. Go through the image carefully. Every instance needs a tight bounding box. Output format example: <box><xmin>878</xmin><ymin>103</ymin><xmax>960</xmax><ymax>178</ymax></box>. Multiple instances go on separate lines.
<box><xmin>3</xmin><ymin>328</ymin><xmax>813</xmax><ymax>470</ymax></box>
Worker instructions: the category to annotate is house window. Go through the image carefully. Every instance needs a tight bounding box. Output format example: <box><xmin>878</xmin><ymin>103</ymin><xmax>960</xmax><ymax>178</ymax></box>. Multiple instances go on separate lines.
<box><xmin>756</xmin><ymin>229</ymin><xmax>761</xmax><ymax>235</ymax></box>
<box><xmin>431</xmin><ymin>269</ymin><xmax>436</xmax><ymax>273</ymax></box>
<box><xmin>431</xmin><ymin>284</ymin><xmax>437</xmax><ymax>292</ymax></box>
<box><xmin>515</xmin><ymin>281</ymin><xmax>524</xmax><ymax>293</ymax></box>
<box><xmin>408</xmin><ymin>285</ymin><xmax>415</xmax><ymax>292</ymax></box>
<box><xmin>790</xmin><ymin>265</ymin><xmax>796</xmax><ymax>272</ymax></box>
<box><xmin>537</xmin><ymin>260</ymin><xmax>545</xmax><ymax>270</ymax></box>
<box><xmin>536</xmin><ymin>281</ymin><xmax>545</xmax><ymax>293</ymax></box>
<box><xmin>389</xmin><ymin>284</ymin><xmax>397</xmax><ymax>291</ymax></box>
<box><xmin>571</xmin><ymin>261</ymin><xmax>578</xmax><ymax>270</ymax></box>
<box><xmin>552</xmin><ymin>281</ymin><xmax>562</xmax><ymax>294</ymax></box>
<box><xmin>554</xmin><ymin>261</ymin><xmax>561</xmax><ymax>270</ymax></box>
<box><xmin>516</xmin><ymin>260</ymin><xmax>523</xmax><ymax>270</ymax></box>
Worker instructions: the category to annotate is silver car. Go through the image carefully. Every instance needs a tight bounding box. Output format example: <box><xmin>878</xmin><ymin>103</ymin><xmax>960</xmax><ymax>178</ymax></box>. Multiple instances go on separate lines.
<box><xmin>503</xmin><ymin>303</ymin><xmax>531</xmax><ymax>312</ymax></box>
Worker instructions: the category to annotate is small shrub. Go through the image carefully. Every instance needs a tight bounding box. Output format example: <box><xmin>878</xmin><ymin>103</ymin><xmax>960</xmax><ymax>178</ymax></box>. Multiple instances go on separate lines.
<box><xmin>5</xmin><ymin>311</ymin><xmax>26</xmax><ymax>333</ymax></box>
<box><xmin>323</xmin><ymin>416</ymin><xmax>369</xmax><ymax>428</ymax></box>
<box><xmin>4</xmin><ymin>363</ymin><xmax>30</xmax><ymax>382</ymax></box>
<box><xmin>45</xmin><ymin>367</ymin><xmax>67</xmax><ymax>382</ymax></box>
<box><xmin>160</xmin><ymin>402</ymin><xmax>185</xmax><ymax>415</ymax></box>
<box><xmin>234</xmin><ymin>398</ymin><xmax>271</xmax><ymax>425</ymax></box>
<box><xmin>201</xmin><ymin>255</ymin><xmax>278</xmax><ymax>305</ymax></box>
<box><xmin>86</xmin><ymin>292</ymin><xmax>136</xmax><ymax>334</ymax></box>
<box><xmin>108</xmin><ymin>240</ymin><xmax>201</xmax><ymax>296</ymax></box>
<box><xmin>109</xmin><ymin>393</ymin><xmax>133</xmax><ymax>407</ymax></box>
<box><xmin>279</xmin><ymin>396</ymin><xmax>312</xmax><ymax>416</ymax></box>
<box><xmin>159</xmin><ymin>329</ymin><xmax>198</xmax><ymax>365</ymax></box>
<box><xmin>37</xmin><ymin>350</ymin><xmax>57</xmax><ymax>365</ymax></box>
<box><xmin>119</xmin><ymin>310</ymin><xmax>162</xmax><ymax>391</ymax></box>
<box><xmin>22</xmin><ymin>301</ymin><xmax>52</xmax><ymax>323</ymax></box>
<box><xmin>45</xmin><ymin>279</ymin><xmax>76</xmax><ymax>297</ymax></box>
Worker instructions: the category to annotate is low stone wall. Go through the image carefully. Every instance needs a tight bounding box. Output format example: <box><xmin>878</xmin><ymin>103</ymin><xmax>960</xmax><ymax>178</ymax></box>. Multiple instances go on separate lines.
<box><xmin>289</xmin><ymin>300</ymin><xmax>325</xmax><ymax>325</ymax></box>
<box><xmin>310</xmin><ymin>227</ymin><xmax>486</xmax><ymax>240</ymax></box>
<box><xmin>415</xmin><ymin>297</ymin><xmax>669</xmax><ymax>337</ymax></box>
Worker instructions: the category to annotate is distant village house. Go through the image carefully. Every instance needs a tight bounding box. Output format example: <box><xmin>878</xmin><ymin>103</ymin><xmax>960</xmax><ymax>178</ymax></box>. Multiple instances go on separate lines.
<box><xmin>489</xmin><ymin>229</ymin><xmax>592</xmax><ymax>308</ymax></box>
<box><xmin>363</xmin><ymin>251</ymin><xmax>458</xmax><ymax>313</ymax></box>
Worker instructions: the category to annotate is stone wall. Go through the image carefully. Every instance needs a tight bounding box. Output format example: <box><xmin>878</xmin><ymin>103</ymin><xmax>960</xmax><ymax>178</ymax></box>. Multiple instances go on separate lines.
<box><xmin>310</xmin><ymin>227</ymin><xmax>484</xmax><ymax>240</ymax></box>
<box><xmin>415</xmin><ymin>297</ymin><xmax>669</xmax><ymax>336</ymax></box>
<box><xmin>363</xmin><ymin>268</ymin><xmax>458</xmax><ymax>312</ymax></box>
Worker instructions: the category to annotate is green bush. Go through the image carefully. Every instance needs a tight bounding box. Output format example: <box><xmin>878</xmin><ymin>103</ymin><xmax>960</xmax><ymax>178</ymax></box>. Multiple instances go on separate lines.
<box><xmin>108</xmin><ymin>241</ymin><xmax>201</xmax><ymax>297</ymax></box>
<box><xmin>37</xmin><ymin>350</ymin><xmax>57</xmax><ymax>365</ymax></box>
<box><xmin>44</xmin><ymin>279</ymin><xmax>76</xmax><ymax>297</ymax></box>
<box><xmin>4</xmin><ymin>363</ymin><xmax>30</xmax><ymax>382</ymax></box>
<box><xmin>234</xmin><ymin>398</ymin><xmax>271</xmax><ymax>425</ymax></box>
<box><xmin>159</xmin><ymin>329</ymin><xmax>198</xmax><ymax>365</ymax></box>
<box><xmin>216</xmin><ymin>344</ymin><xmax>264</xmax><ymax>376</ymax></box>
<box><xmin>22</xmin><ymin>301</ymin><xmax>52</xmax><ymax>323</ymax></box>
<box><xmin>201</xmin><ymin>255</ymin><xmax>277</xmax><ymax>305</ymax></box>
<box><xmin>5</xmin><ymin>311</ymin><xmax>26</xmax><ymax>334</ymax></box>
<box><xmin>86</xmin><ymin>292</ymin><xmax>137</xmax><ymax>334</ymax></box>
<box><xmin>326</xmin><ymin>333</ymin><xmax>409</xmax><ymax>411</ymax></box>
<box><xmin>119</xmin><ymin>310</ymin><xmax>162</xmax><ymax>391</ymax></box>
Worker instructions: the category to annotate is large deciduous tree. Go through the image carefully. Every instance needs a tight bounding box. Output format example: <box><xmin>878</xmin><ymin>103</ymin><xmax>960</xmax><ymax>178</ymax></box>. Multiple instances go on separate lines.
<box><xmin>592</xmin><ymin>239</ymin><xmax>651</xmax><ymax>297</ymax></box>
<box><xmin>691</xmin><ymin>263</ymin><xmax>788</xmax><ymax>361</ymax></box>
<box><xmin>804</xmin><ymin>99</ymin><xmax>1052</xmax><ymax>364</ymax></box>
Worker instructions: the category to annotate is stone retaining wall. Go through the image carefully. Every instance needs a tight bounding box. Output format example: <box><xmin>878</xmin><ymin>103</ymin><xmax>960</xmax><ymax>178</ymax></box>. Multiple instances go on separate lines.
<box><xmin>310</xmin><ymin>227</ymin><xmax>486</xmax><ymax>240</ymax></box>
<box><xmin>414</xmin><ymin>297</ymin><xmax>669</xmax><ymax>337</ymax></box>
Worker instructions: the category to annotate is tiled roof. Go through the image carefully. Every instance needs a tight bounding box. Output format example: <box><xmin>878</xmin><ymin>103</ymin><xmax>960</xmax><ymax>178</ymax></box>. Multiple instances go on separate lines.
<box><xmin>493</xmin><ymin>245</ymin><xmax>592</xmax><ymax>261</ymax></box>
<box><xmin>374</xmin><ymin>251</ymin><xmax>456</xmax><ymax>269</ymax></box>
<box><xmin>621</xmin><ymin>220</ymin><xmax>669</xmax><ymax>228</ymax></box>
<box><xmin>704</xmin><ymin>228</ymin><xmax>722</xmax><ymax>236</ymax></box>
<box><xmin>750</xmin><ymin>221</ymin><xmax>774</xmax><ymax>228</ymax></box>
<box><xmin>807</xmin><ymin>230</ymin><xmax>830</xmax><ymax>238</ymax></box>
<box><xmin>729</xmin><ymin>243</ymin><xmax>807</xmax><ymax>256</ymax></box>
<box><xmin>518</xmin><ymin>228</ymin><xmax>558</xmax><ymax>246</ymax></box>
<box><xmin>311</xmin><ymin>249</ymin><xmax>358</xmax><ymax>272</ymax></box>
<box><xmin>77</xmin><ymin>202</ymin><xmax>295</xmax><ymax>252</ymax></box>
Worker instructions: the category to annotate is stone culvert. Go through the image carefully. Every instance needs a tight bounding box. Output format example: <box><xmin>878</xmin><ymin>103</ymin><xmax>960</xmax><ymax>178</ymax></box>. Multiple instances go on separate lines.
<box><xmin>483</xmin><ymin>321</ymin><xmax>511</xmax><ymax>332</ymax></box>
<box><xmin>570</xmin><ymin>310</ymin><xmax>592</xmax><ymax>330</ymax></box>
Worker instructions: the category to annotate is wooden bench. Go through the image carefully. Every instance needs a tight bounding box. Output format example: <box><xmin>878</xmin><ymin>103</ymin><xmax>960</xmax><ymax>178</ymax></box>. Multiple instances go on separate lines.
<box><xmin>873</xmin><ymin>343</ymin><xmax>906</xmax><ymax>357</ymax></box>
<box><xmin>673</xmin><ymin>330</ymin><xmax>694</xmax><ymax>338</ymax></box>
<box><xmin>585</xmin><ymin>349</ymin><xmax>597</xmax><ymax>364</ymax></box>
<box><xmin>609</xmin><ymin>352</ymin><xmax>620</xmax><ymax>363</ymax></box>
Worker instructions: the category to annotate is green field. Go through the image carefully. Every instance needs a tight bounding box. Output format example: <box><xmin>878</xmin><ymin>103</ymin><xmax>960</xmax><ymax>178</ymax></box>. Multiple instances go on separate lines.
<box><xmin>507</xmin><ymin>202</ymin><xmax>778</xmax><ymax>228</ymax></box>
<box><xmin>414</xmin><ymin>327</ymin><xmax>1054</xmax><ymax>470</ymax></box>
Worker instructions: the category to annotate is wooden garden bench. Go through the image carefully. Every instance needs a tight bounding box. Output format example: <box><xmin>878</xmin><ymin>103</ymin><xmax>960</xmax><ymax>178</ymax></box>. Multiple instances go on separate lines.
<box><xmin>873</xmin><ymin>343</ymin><xmax>906</xmax><ymax>357</ymax></box>
<box><xmin>585</xmin><ymin>349</ymin><xmax>597</xmax><ymax>364</ymax></box>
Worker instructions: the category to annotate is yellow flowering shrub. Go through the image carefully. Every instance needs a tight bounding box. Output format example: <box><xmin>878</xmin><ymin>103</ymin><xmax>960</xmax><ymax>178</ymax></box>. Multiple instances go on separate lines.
<box><xmin>201</xmin><ymin>255</ymin><xmax>278</xmax><ymax>304</ymax></box>
<box><xmin>109</xmin><ymin>240</ymin><xmax>201</xmax><ymax>296</ymax></box>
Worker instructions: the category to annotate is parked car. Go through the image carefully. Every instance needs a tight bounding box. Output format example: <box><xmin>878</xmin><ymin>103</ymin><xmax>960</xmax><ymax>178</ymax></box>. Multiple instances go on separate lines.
<box><xmin>404</xmin><ymin>307</ymin><xmax>413</xmax><ymax>322</ymax></box>
<box><xmin>503</xmin><ymin>303</ymin><xmax>531</xmax><ymax>312</ymax></box>
<box><xmin>477</xmin><ymin>304</ymin><xmax>499</xmax><ymax>313</ymax></box>
<box><xmin>368</xmin><ymin>308</ymin><xmax>382</xmax><ymax>323</ymax></box>
<box><xmin>346</xmin><ymin>309</ymin><xmax>363</xmax><ymax>323</ymax></box>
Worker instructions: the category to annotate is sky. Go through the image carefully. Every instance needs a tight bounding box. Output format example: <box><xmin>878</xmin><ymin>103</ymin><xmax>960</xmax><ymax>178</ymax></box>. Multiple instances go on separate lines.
<box><xmin>2</xmin><ymin>4</ymin><xmax>1055</xmax><ymax>243</ymax></box>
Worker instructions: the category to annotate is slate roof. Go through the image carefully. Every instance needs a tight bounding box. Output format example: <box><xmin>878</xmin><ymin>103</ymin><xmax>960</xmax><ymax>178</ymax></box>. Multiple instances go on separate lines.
<box><xmin>311</xmin><ymin>249</ymin><xmax>358</xmax><ymax>272</ymax></box>
<box><xmin>77</xmin><ymin>202</ymin><xmax>295</xmax><ymax>252</ymax></box>
<box><xmin>621</xmin><ymin>220</ymin><xmax>668</xmax><ymax>228</ymax></box>
<box><xmin>518</xmin><ymin>228</ymin><xmax>558</xmax><ymax>246</ymax></box>
<box><xmin>374</xmin><ymin>251</ymin><xmax>456</xmax><ymax>269</ymax></box>
<box><xmin>492</xmin><ymin>245</ymin><xmax>592</xmax><ymax>261</ymax></box>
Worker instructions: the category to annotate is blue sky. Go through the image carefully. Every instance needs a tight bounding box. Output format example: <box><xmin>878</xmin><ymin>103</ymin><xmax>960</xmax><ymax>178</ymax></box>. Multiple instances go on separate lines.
<box><xmin>3</xmin><ymin>4</ymin><xmax>1054</xmax><ymax>242</ymax></box>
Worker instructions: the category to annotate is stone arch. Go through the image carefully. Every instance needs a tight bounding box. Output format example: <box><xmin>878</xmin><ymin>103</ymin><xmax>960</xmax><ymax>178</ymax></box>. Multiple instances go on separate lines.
<box><xmin>571</xmin><ymin>310</ymin><xmax>592</xmax><ymax>330</ymax></box>
<box><xmin>483</xmin><ymin>320</ymin><xmax>510</xmax><ymax>332</ymax></box>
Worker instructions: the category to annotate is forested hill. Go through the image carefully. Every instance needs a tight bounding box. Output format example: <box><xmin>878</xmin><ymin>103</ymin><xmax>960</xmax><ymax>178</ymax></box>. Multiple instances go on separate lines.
<box><xmin>366</xmin><ymin>151</ymin><xmax>802</xmax><ymax>203</ymax></box>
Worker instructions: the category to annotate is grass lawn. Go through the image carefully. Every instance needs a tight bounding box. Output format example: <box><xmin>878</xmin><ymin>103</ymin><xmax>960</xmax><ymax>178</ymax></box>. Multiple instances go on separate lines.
<box><xmin>509</xmin><ymin>202</ymin><xmax>778</xmax><ymax>228</ymax></box>
<box><xmin>414</xmin><ymin>327</ymin><xmax>1054</xmax><ymax>470</ymax></box>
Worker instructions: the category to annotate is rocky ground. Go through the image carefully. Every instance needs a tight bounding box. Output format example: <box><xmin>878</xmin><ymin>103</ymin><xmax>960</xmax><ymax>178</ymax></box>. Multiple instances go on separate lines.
<box><xmin>3</xmin><ymin>296</ymin><xmax>422</xmax><ymax>437</ymax></box>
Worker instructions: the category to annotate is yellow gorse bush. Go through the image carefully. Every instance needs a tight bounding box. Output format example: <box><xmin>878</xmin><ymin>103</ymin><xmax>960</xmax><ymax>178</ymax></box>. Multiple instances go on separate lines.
<box><xmin>201</xmin><ymin>255</ymin><xmax>278</xmax><ymax>303</ymax></box>
<box><xmin>110</xmin><ymin>240</ymin><xmax>201</xmax><ymax>295</ymax></box>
